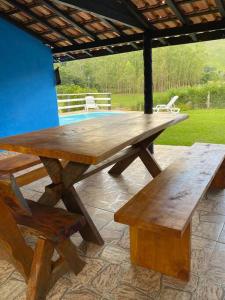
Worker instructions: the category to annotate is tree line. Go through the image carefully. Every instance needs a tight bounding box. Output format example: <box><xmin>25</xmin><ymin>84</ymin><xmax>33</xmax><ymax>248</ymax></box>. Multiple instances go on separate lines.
<box><xmin>56</xmin><ymin>40</ymin><xmax>225</xmax><ymax>94</ymax></box>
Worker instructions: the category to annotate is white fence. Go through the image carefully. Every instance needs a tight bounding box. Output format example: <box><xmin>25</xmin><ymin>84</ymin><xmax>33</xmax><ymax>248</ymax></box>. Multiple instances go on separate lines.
<box><xmin>57</xmin><ymin>92</ymin><xmax>112</xmax><ymax>113</ymax></box>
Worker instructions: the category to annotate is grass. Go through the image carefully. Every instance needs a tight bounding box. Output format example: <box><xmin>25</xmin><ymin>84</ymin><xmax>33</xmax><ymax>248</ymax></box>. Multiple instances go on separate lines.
<box><xmin>111</xmin><ymin>94</ymin><xmax>225</xmax><ymax>146</ymax></box>
<box><xmin>156</xmin><ymin>109</ymin><xmax>225</xmax><ymax>146</ymax></box>
<box><xmin>112</xmin><ymin>93</ymin><xmax>170</xmax><ymax>111</ymax></box>
<box><xmin>112</xmin><ymin>93</ymin><xmax>144</xmax><ymax>110</ymax></box>
<box><xmin>57</xmin><ymin>92</ymin><xmax>225</xmax><ymax>146</ymax></box>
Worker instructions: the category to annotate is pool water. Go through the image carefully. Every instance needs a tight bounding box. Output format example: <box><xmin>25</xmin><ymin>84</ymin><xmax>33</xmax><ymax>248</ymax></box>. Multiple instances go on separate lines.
<box><xmin>59</xmin><ymin>111</ymin><xmax>122</xmax><ymax>125</ymax></box>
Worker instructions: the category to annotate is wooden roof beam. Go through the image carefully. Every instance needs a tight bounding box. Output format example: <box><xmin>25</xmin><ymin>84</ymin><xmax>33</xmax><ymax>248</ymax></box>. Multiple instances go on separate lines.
<box><xmin>119</xmin><ymin>0</ymin><xmax>153</xmax><ymax>30</ymax></box>
<box><xmin>158</xmin><ymin>38</ymin><xmax>168</xmax><ymax>45</ymax></box>
<box><xmin>40</xmin><ymin>3</ymin><xmax>118</xmax><ymax>54</ymax></box>
<box><xmin>40</xmin><ymin>0</ymin><xmax>97</xmax><ymax>40</ymax></box>
<box><xmin>103</xmin><ymin>19</ymin><xmax>139</xmax><ymax>50</ymax></box>
<box><xmin>215</xmin><ymin>0</ymin><xmax>225</xmax><ymax>17</ymax></box>
<box><xmin>165</xmin><ymin>0</ymin><xmax>197</xmax><ymax>41</ymax></box>
<box><xmin>0</xmin><ymin>10</ymin><xmax>54</xmax><ymax>46</ymax></box>
<box><xmin>53</xmin><ymin>0</ymin><xmax>145</xmax><ymax>28</ymax></box>
<box><xmin>53</xmin><ymin>19</ymin><xmax>225</xmax><ymax>54</ymax></box>
<box><xmin>7</xmin><ymin>0</ymin><xmax>94</xmax><ymax>56</ymax></box>
<box><xmin>166</xmin><ymin>0</ymin><xmax>188</xmax><ymax>24</ymax></box>
<box><xmin>7</xmin><ymin>0</ymin><xmax>76</xmax><ymax>44</ymax></box>
<box><xmin>54</xmin><ymin>29</ymin><xmax>225</xmax><ymax>61</ymax></box>
<box><xmin>140</xmin><ymin>0</ymin><xmax>205</xmax><ymax>13</ymax></box>
<box><xmin>151</xmin><ymin>7</ymin><xmax>219</xmax><ymax>24</ymax></box>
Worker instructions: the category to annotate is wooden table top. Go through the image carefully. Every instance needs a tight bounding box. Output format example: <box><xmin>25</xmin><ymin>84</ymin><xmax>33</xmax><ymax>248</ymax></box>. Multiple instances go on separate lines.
<box><xmin>0</xmin><ymin>113</ymin><xmax>188</xmax><ymax>164</ymax></box>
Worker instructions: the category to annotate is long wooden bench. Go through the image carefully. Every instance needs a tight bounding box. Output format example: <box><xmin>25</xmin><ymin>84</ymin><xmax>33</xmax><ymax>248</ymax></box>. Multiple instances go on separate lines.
<box><xmin>115</xmin><ymin>143</ymin><xmax>225</xmax><ymax>281</ymax></box>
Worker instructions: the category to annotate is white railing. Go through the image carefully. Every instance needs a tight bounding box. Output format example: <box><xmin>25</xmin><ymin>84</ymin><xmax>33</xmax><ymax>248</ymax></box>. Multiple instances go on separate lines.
<box><xmin>57</xmin><ymin>92</ymin><xmax>112</xmax><ymax>113</ymax></box>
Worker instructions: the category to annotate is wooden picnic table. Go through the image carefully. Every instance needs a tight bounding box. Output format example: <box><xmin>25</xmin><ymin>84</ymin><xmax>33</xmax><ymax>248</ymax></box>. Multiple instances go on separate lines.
<box><xmin>0</xmin><ymin>112</ymin><xmax>188</xmax><ymax>245</ymax></box>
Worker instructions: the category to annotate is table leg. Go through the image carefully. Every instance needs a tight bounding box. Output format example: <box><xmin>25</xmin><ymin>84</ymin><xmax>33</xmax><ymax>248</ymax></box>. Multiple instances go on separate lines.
<box><xmin>139</xmin><ymin>147</ymin><xmax>161</xmax><ymax>177</ymax></box>
<box><xmin>39</xmin><ymin>157</ymin><xmax>104</xmax><ymax>245</ymax></box>
<box><xmin>108</xmin><ymin>152</ymin><xmax>139</xmax><ymax>176</ymax></box>
<box><xmin>62</xmin><ymin>188</ymin><xmax>104</xmax><ymax>244</ymax></box>
<box><xmin>108</xmin><ymin>130</ymin><xmax>164</xmax><ymax>177</ymax></box>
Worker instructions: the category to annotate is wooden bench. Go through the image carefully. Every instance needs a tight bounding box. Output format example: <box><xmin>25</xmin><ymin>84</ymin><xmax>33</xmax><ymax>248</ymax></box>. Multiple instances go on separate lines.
<box><xmin>0</xmin><ymin>154</ymin><xmax>48</xmax><ymax>187</ymax></box>
<box><xmin>115</xmin><ymin>143</ymin><xmax>225</xmax><ymax>281</ymax></box>
<box><xmin>0</xmin><ymin>173</ymin><xmax>86</xmax><ymax>299</ymax></box>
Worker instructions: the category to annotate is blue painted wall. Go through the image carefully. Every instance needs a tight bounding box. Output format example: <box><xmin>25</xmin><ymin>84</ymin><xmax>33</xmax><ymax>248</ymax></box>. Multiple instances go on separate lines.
<box><xmin>0</xmin><ymin>18</ymin><xmax>59</xmax><ymax>138</ymax></box>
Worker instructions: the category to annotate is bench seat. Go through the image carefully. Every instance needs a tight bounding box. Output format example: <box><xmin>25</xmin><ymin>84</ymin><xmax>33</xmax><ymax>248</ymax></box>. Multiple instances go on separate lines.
<box><xmin>0</xmin><ymin>154</ymin><xmax>41</xmax><ymax>174</ymax></box>
<box><xmin>115</xmin><ymin>143</ymin><xmax>225</xmax><ymax>281</ymax></box>
<box><xmin>0</xmin><ymin>154</ymin><xmax>50</xmax><ymax>187</ymax></box>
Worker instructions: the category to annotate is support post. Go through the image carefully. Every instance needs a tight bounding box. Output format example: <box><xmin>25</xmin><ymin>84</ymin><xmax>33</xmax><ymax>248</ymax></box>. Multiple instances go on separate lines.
<box><xmin>143</xmin><ymin>31</ymin><xmax>154</xmax><ymax>153</ymax></box>
<box><xmin>143</xmin><ymin>31</ymin><xmax>153</xmax><ymax>114</ymax></box>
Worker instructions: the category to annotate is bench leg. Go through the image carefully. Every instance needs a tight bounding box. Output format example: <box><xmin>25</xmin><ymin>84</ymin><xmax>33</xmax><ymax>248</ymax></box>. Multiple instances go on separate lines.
<box><xmin>0</xmin><ymin>200</ymin><xmax>33</xmax><ymax>282</ymax></box>
<box><xmin>210</xmin><ymin>159</ymin><xmax>225</xmax><ymax>189</ymax></box>
<box><xmin>26</xmin><ymin>239</ymin><xmax>54</xmax><ymax>300</ymax></box>
<box><xmin>129</xmin><ymin>223</ymin><xmax>191</xmax><ymax>281</ymax></box>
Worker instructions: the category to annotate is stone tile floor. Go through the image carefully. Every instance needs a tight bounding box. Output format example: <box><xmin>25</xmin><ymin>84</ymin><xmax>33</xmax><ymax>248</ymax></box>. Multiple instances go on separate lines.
<box><xmin>1</xmin><ymin>145</ymin><xmax>225</xmax><ymax>299</ymax></box>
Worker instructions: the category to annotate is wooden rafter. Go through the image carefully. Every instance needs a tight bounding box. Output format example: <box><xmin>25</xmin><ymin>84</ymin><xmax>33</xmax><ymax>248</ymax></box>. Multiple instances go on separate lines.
<box><xmin>7</xmin><ymin>0</ymin><xmax>76</xmax><ymax>44</ymax></box>
<box><xmin>54</xmin><ymin>0</ymin><xmax>144</xmax><ymax>28</ymax></box>
<box><xmin>165</xmin><ymin>0</ymin><xmax>198</xmax><ymax>42</ymax></box>
<box><xmin>215</xmin><ymin>0</ymin><xmax>225</xmax><ymax>17</ymax></box>
<box><xmin>54</xmin><ymin>29</ymin><xmax>225</xmax><ymax>62</ymax></box>
<box><xmin>0</xmin><ymin>0</ymin><xmax>224</xmax><ymax>61</ymax></box>
<box><xmin>40</xmin><ymin>0</ymin><xmax>96</xmax><ymax>40</ymax></box>
<box><xmin>139</xmin><ymin>0</ymin><xmax>208</xmax><ymax>13</ymax></box>
<box><xmin>0</xmin><ymin>10</ymin><xmax>54</xmax><ymax>46</ymax></box>
<box><xmin>150</xmin><ymin>7</ymin><xmax>219</xmax><ymax>24</ymax></box>
<box><xmin>119</xmin><ymin>0</ymin><xmax>152</xmax><ymax>30</ymax></box>
<box><xmin>53</xmin><ymin>19</ymin><xmax>225</xmax><ymax>54</ymax></box>
<box><xmin>41</xmin><ymin>1</ymin><xmax>117</xmax><ymax>54</ymax></box>
<box><xmin>166</xmin><ymin>0</ymin><xmax>188</xmax><ymax>24</ymax></box>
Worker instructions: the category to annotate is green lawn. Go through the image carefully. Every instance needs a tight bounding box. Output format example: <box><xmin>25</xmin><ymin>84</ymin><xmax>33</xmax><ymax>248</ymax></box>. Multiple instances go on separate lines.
<box><xmin>112</xmin><ymin>93</ymin><xmax>169</xmax><ymax>110</ymax></box>
<box><xmin>156</xmin><ymin>109</ymin><xmax>225</xmax><ymax>146</ymax></box>
<box><xmin>111</xmin><ymin>94</ymin><xmax>225</xmax><ymax>146</ymax></box>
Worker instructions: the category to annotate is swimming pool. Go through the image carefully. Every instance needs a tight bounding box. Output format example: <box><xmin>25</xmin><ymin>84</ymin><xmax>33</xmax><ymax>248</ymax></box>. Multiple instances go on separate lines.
<box><xmin>59</xmin><ymin>111</ymin><xmax>122</xmax><ymax>125</ymax></box>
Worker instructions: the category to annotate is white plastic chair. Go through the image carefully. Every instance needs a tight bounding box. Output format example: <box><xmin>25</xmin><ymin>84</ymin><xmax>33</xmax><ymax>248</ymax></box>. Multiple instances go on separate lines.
<box><xmin>84</xmin><ymin>96</ymin><xmax>99</xmax><ymax>111</ymax></box>
<box><xmin>153</xmin><ymin>96</ymin><xmax>180</xmax><ymax>113</ymax></box>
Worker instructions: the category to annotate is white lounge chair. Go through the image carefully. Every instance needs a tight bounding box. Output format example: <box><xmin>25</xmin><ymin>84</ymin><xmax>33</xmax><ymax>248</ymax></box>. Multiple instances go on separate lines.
<box><xmin>84</xmin><ymin>96</ymin><xmax>99</xmax><ymax>111</ymax></box>
<box><xmin>153</xmin><ymin>96</ymin><xmax>180</xmax><ymax>113</ymax></box>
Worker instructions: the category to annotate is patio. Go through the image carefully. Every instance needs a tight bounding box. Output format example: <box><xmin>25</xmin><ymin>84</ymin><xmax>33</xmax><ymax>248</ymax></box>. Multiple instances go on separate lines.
<box><xmin>0</xmin><ymin>145</ymin><xmax>224</xmax><ymax>299</ymax></box>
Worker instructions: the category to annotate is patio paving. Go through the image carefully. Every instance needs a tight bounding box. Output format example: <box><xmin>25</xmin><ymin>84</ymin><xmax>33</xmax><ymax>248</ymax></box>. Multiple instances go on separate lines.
<box><xmin>0</xmin><ymin>145</ymin><xmax>225</xmax><ymax>299</ymax></box>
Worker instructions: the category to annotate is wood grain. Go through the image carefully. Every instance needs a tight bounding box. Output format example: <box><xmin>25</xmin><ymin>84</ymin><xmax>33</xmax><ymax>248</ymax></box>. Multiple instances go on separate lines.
<box><xmin>0</xmin><ymin>174</ymin><xmax>32</xmax><ymax>216</ymax></box>
<box><xmin>0</xmin><ymin>154</ymin><xmax>40</xmax><ymax>174</ymax></box>
<box><xmin>0</xmin><ymin>199</ymin><xmax>33</xmax><ymax>281</ymax></box>
<box><xmin>0</xmin><ymin>113</ymin><xmax>188</xmax><ymax>164</ymax></box>
<box><xmin>26</xmin><ymin>239</ymin><xmax>54</xmax><ymax>300</ymax></box>
<box><xmin>138</xmin><ymin>147</ymin><xmax>161</xmax><ymax>177</ymax></box>
<box><xmin>62</xmin><ymin>187</ymin><xmax>104</xmax><ymax>245</ymax></box>
<box><xmin>16</xmin><ymin>166</ymin><xmax>47</xmax><ymax>187</ymax></box>
<box><xmin>39</xmin><ymin>157</ymin><xmax>104</xmax><ymax>245</ymax></box>
<box><xmin>14</xmin><ymin>200</ymin><xmax>86</xmax><ymax>242</ymax></box>
<box><xmin>56</xmin><ymin>239</ymin><xmax>86</xmax><ymax>275</ymax></box>
<box><xmin>115</xmin><ymin>143</ymin><xmax>225</xmax><ymax>237</ymax></box>
<box><xmin>130</xmin><ymin>223</ymin><xmax>191</xmax><ymax>281</ymax></box>
<box><xmin>108</xmin><ymin>129</ymin><xmax>165</xmax><ymax>176</ymax></box>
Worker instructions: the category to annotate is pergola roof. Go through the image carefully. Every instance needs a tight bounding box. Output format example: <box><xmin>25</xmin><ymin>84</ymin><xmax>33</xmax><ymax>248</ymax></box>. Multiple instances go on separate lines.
<box><xmin>1</xmin><ymin>0</ymin><xmax>225</xmax><ymax>62</ymax></box>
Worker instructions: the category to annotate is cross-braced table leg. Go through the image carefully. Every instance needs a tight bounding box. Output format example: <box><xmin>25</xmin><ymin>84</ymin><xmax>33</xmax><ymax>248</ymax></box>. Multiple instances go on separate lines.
<box><xmin>39</xmin><ymin>157</ymin><xmax>104</xmax><ymax>245</ymax></box>
<box><xmin>109</xmin><ymin>130</ymin><xmax>164</xmax><ymax>177</ymax></box>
